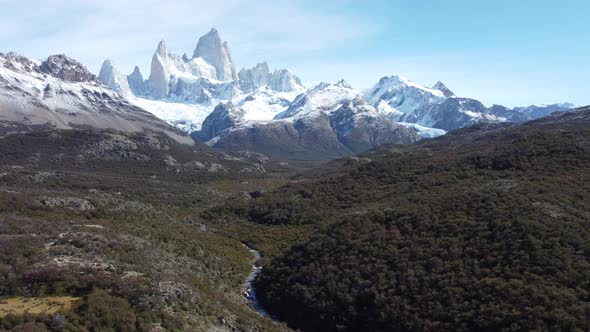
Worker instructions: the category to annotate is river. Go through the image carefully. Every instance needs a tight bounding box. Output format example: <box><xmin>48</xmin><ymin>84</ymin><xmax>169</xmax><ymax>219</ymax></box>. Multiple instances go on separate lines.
<box><xmin>242</xmin><ymin>244</ymin><xmax>270</xmax><ymax>317</ymax></box>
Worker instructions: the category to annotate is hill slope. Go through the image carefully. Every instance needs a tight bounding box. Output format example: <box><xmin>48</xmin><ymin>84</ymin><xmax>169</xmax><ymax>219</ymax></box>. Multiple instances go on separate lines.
<box><xmin>207</xmin><ymin>107</ymin><xmax>590</xmax><ymax>331</ymax></box>
<box><xmin>0</xmin><ymin>52</ymin><xmax>191</xmax><ymax>144</ymax></box>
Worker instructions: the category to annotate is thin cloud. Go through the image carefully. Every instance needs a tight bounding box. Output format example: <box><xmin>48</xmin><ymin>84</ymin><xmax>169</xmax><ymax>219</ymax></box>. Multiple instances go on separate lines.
<box><xmin>0</xmin><ymin>0</ymin><xmax>381</xmax><ymax>76</ymax></box>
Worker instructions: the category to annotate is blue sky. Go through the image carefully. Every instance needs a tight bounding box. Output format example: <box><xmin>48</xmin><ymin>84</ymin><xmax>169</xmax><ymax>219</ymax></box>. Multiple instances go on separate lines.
<box><xmin>0</xmin><ymin>0</ymin><xmax>588</xmax><ymax>107</ymax></box>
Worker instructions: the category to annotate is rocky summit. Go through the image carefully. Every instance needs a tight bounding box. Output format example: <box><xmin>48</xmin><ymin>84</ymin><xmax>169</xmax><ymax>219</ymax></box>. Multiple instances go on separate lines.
<box><xmin>95</xmin><ymin>28</ymin><xmax>574</xmax><ymax>158</ymax></box>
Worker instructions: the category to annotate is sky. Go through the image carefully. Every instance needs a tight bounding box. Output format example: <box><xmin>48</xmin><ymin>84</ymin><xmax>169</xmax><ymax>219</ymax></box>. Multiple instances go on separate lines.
<box><xmin>0</xmin><ymin>0</ymin><xmax>588</xmax><ymax>107</ymax></box>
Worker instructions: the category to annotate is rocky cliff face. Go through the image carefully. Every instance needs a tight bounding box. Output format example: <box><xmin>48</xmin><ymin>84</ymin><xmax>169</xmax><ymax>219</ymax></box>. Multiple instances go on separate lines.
<box><xmin>148</xmin><ymin>40</ymin><xmax>170</xmax><ymax>99</ymax></box>
<box><xmin>238</xmin><ymin>62</ymin><xmax>270</xmax><ymax>90</ymax></box>
<box><xmin>366</xmin><ymin>75</ymin><xmax>447</xmax><ymax>121</ymax></box>
<box><xmin>193</xmin><ymin>28</ymin><xmax>237</xmax><ymax>81</ymax></box>
<box><xmin>99</xmin><ymin>28</ymin><xmax>306</xmax><ymax>134</ymax></box>
<box><xmin>196</xmin><ymin>81</ymin><xmax>420</xmax><ymax>160</ymax></box>
<box><xmin>238</xmin><ymin>63</ymin><xmax>304</xmax><ymax>93</ymax></box>
<box><xmin>127</xmin><ymin>66</ymin><xmax>146</xmax><ymax>95</ymax></box>
<box><xmin>39</xmin><ymin>54</ymin><xmax>98</xmax><ymax>83</ymax></box>
<box><xmin>98</xmin><ymin>59</ymin><xmax>131</xmax><ymax>96</ymax></box>
<box><xmin>196</xmin><ymin>102</ymin><xmax>245</xmax><ymax>142</ymax></box>
<box><xmin>432</xmin><ymin>81</ymin><xmax>455</xmax><ymax>97</ymax></box>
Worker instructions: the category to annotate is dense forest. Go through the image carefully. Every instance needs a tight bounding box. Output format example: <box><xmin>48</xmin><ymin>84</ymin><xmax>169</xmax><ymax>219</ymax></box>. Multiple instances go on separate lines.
<box><xmin>208</xmin><ymin>108</ymin><xmax>590</xmax><ymax>331</ymax></box>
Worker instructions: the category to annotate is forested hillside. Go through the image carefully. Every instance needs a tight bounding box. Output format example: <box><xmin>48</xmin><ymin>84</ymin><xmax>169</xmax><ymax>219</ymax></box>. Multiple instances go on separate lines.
<box><xmin>206</xmin><ymin>107</ymin><xmax>590</xmax><ymax>331</ymax></box>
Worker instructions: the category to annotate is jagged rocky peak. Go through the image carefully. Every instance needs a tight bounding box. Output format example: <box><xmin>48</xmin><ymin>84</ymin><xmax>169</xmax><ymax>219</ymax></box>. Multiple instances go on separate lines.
<box><xmin>99</xmin><ymin>58</ymin><xmax>114</xmax><ymax>72</ymax></box>
<box><xmin>98</xmin><ymin>59</ymin><xmax>131</xmax><ymax>96</ymax></box>
<box><xmin>276</xmin><ymin>80</ymin><xmax>361</xmax><ymax>120</ymax></box>
<box><xmin>432</xmin><ymin>81</ymin><xmax>455</xmax><ymax>97</ymax></box>
<box><xmin>0</xmin><ymin>52</ymin><xmax>39</xmax><ymax>73</ymax></box>
<box><xmin>193</xmin><ymin>28</ymin><xmax>237</xmax><ymax>81</ymax></box>
<box><xmin>365</xmin><ymin>75</ymin><xmax>447</xmax><ymax>121</ymax></box>
<box><xmin>269</xmin><ymin>69</ymin><xmax>304</xmax><ymax>92</ymax></box>
<box><xmin>182</xmin><ymin>53</ymin><xmax>190</xmax><ymax>63</ymax></box>
<box><xmin>238</xmin><ymin>62</ymin><xmax>304</xmax><ymax>93</ymax></box>
<box><xmin>238</xmin><ymin>62</ymin><xmax>271</xmax><ymax>88</ymax></box>
<box><xmin>155</xmin><ymin>40</ymin><xmax>167</xmax><ymax>58</ymax></box>
<box><xmin>128</xmin><ymin>66</ymin><xmax>146</xmax><ymax>95</ymax></box>
<box><xmin>197</xmin><ymin>102</ymin><xmax>245</xmax><ymax>141</ymax></box>
<box><xmin>39</xmin><ymin>54</ymin><xmax>98</xmax><ymax>83</ymax></box>
<box><xmin>335</xmin><ymin>79</ymin><xmax>352</xmax><ymax>89</ymax></box>
<box><xmin>148</xmin><ymin>40</ymin><xmax>170</xmax><ymax>99</ymax></box>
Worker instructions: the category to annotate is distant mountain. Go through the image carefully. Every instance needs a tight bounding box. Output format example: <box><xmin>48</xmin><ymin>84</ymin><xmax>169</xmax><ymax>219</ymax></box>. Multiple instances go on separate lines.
<box><xmin>95</xmin><ymin>27</ymin><xmax>575</xmax><ymax>158</ymax></box>
<box><xmin>366</xmin><ymin>75</ymin><xmax>448</xmax><ymax>121</ymax></box>
<box><xmin>193</xmin><ymin>80</ymin><xmax>420</xmax><ymax>160</ymax></box>
<box><xmin>99</xmin><ymin>28</ymin><xmax>305</xmax><ymax>134</ymax></box>
<box><xmin>0</xmin><ymin>52</ymin><xmax>191</xmax><ymax>144</ymax></box>
<box><xmin>366</xmin><ymin>75</ymin><xmax>573</xmax><ymax>132</ymax></box>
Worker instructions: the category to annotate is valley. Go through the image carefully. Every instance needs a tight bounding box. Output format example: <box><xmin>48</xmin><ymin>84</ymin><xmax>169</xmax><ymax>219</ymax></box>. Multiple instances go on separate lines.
<box><xmin>0</xmin><ymin>129</ymin><xmax>296</xmax><ymax>331</ymax></box>
<box><xmin>0</xmin><ymin>10</ymin><xmax>588</xmax><ymax>332</ymax></box>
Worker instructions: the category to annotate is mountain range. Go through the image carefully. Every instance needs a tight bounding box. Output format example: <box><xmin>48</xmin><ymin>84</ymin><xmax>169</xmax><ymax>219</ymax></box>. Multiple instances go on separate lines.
<box><xmin>0</xmin><ymin>28</ymin><xmax>575</xmax><ymax>161</ymax></box>
<box><xmin>97</xmin><ymin>28</ymin><xmax>574</xmax><ymax>157</ymax></box>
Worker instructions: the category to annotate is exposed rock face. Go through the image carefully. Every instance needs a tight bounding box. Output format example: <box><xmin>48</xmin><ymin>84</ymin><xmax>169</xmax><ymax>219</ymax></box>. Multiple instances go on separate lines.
<box><xmin>98</xmin><ymin>59</ymin><xmax>131</xmax><ymax>96</ymax></box>
<box><xmin>366</xmin><ymin>75</ymin><xmax>446</xmax><ymax>121</ymax></box>
<box><xmin>39</xmin><ymin>54</ymin><xmax>98</xmax><ymax>83</ymax></box>
<box><xmin>410</xmin><ymin>97</ymin><xmax>500</xmax><ymax>131</ymax></box>
<box><xmin>40</xmin><ymin>197</ymin><xmax>94</xmax><ymax>211</ymax></box>
<box><xmin>329</xmin><ymin>96</ymin><xmax>419</xmax><ymax>151</ymax></box>
<box><xmin>148</xmin><ymin>40</ymin><xmax>170</xmax><ymax>99</ymax></box>
<box><xmin>193</xmin><ymin>28</ymin><xmax>237</xmax><ymax>81</ymax></box>
<box><xmin>127</xmin><ymin>66</ymin><xmax>146</xmax><ymax>95</ymax></box>
<box><xmin>209</xmin><ymin>118</ymin><xmax>351</xmax><ymax>160</ymax></box>
<box><xmin>0</xmin><ymin>52</ymin><xmax>39</xmax><ymax>73</ymax></box>
<box><xmin>199</xmin><ymin>82</ymin><xmax>419</xmax><ymax>160</ymax></box>
<box><xmin>196</xmin><ymin>102</ymin><xmax>245</xmax><ymax>141</ymax></box>
<box><xmin>238</xmin><ymin>63</ymin><xmax>304</xmax><ymax>93</ymax></box>
<box><xmin>268</xmin><ymin>69</ymin><xmax>304</xmax><ymax>93</ymax></box>
<box><xmin>488</xmin><ymin>104</ymin><xmax>529</xmax><ymax>122</ymax></box>
<box><xmin>513</xmin><ymin>103</ymin><xmax>575</xmax><ymax>119</ymax></box>
<box><xmin>83</xmin><ymin>133</ymin><xmax>150</xmax><ymax>161</ymax></box>
<box><xmin>276</xmin><ymin>80</ymin><xmax>360</xmax><ymax>120</ymax></box>
<box><xmin>432</xmin><ymin>81</ymin><xmax>455</xmax><ymax>97</ymax></box>
<box><xmin>0</xmin><ymin>52</ymin><xmax>193</xmax><ymax>144</ymax></box>
<box><xmin>238</xmin><ymin>62</ymin><xmax>271</xmax><ymax>90</ymax></box>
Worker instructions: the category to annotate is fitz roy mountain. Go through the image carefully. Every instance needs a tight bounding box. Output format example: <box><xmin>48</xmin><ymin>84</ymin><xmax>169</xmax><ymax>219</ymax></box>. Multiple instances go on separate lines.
<box><xmin>96</xmin><ymin>28</ymin><xmax>573</xmax><ymax>159</ymax></box>
<box><xmin>99</xmin><ymin>28</ymin><xmax>305</xmax><ymax>134</ymax></box>
<box><xmin>0</xmin><ymin>27</ymin><xmax>574</xmax><ymax>160</ymax></box>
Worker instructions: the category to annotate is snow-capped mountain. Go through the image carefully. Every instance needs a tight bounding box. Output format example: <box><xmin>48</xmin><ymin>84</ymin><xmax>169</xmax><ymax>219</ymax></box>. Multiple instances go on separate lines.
<box><xmin>409</xmin><ymin>97</ymin><xmax>504</xmax><ymax>131</ymax></box>
<box><xmin>238</xmin><ymin>62</ymin><xmax>304</xmax><ymax>93</ymax></box>
<box><xmin>365</xmin><ymin>75</ymin><xmax>573</xmax><ymax>132</ymax></box>
<box><xmin>194</xmin><ymin>80</ymin><xmax>420</xmax><ymax>159</ymax></box>
<box><xmin>366</xmin><ymin>75</ymin><xmax>447</xmax><ymax>121</ymax></box>
<box><xmin>0</xmin><ymin>52</ymin><xmax>191</xmax><ymax>143</ymax></box>
<box><xmin>99</xmin><ymin>28</ymin><xmax>305</xmax><ymax>133</ymax></box>
<box><xmin>193</xmin><ymin>28</ymin><xmax>237</xmax><ymax>81</ymax></box>
<box><xmin>195</xmin><ymin>102</ymin><xmax>245</xmax><ymax>142</ymax></box>
<box><xmin>99</xmin><ymin>59</ymin><xmax>132</xmax><ymax>96</ymax></box>
<box><xmin>276</xmin><ymin>79</ymin><xmax>359</xmax><ymax>120</ymax></box>
<box><xmin>513</xmin><ymin>103</ymin><xmax>576</xmax><ymax>119</ymax></box>
<box><xmin>94</xmin><ymin>27</ymin><xmax>574</xmax><ymax>157</ymax></box>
